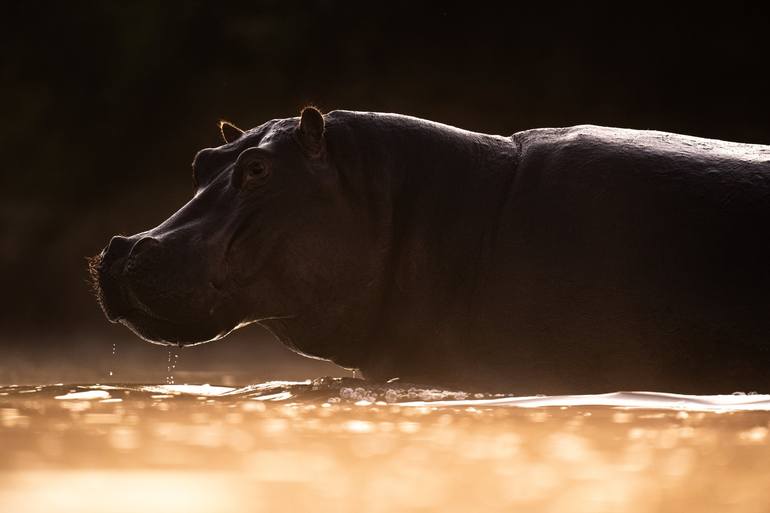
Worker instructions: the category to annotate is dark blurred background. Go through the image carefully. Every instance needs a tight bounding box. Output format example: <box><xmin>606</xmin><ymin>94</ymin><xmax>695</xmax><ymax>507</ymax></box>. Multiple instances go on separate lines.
<box><xmin>2</xmin><ymin>1</ymin><xmax>770</xmax><ymax>384</ymax></box>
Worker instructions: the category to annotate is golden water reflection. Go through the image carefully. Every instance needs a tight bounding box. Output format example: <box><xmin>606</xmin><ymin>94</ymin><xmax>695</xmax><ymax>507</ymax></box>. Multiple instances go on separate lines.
<box><xmin>1</xmin><ymin>381</ymin><xmax>769</xmax><ymax>513</ymax></box>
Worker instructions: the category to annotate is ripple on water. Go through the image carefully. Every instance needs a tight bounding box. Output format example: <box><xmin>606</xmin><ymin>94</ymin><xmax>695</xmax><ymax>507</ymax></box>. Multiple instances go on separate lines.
<box><xmin>5</xmin><ymin>379</ymin><xmax>769</xmax><ymax>411</ymax></box>
<box><xmin>2</xmin><ymin>379</ymin><xmax>770</xmax><ymax>513</ymax></box>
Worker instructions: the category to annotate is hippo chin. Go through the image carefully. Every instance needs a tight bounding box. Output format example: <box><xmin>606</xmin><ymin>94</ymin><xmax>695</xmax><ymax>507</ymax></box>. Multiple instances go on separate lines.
<box><xmin>92</xmin><ymin>107</ymin><xmax>770</xmax><ymax>394</ymax></box>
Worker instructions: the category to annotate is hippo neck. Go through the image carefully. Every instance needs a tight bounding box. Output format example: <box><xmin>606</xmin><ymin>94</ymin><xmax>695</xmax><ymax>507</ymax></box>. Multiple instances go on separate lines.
<box><xmin>279</xmin><ymin>111</ymin><xmax>521</xmax><ymax>375</ymax></box>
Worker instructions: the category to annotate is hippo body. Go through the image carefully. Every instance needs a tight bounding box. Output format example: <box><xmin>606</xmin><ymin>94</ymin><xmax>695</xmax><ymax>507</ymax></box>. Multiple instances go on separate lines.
<box><xmin>94</xmin><ymin>109</ymin><xmax>770</xmax><ymax>393</ymax></box>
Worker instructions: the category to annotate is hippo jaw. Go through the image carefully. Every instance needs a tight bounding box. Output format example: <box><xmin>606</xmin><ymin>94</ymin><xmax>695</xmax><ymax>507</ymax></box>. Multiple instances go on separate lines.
<box><xmin>88</xmin><ymin>249</ymin><xmax>241</xmax><ymax>346</ymax></box>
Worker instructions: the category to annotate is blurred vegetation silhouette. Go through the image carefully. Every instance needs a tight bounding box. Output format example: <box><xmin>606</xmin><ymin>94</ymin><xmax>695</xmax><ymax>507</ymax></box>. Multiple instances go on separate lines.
<box><xmin>2</xmin><ymin>2</ymin><xmax>769</xmax><ymax>381</ymax></box>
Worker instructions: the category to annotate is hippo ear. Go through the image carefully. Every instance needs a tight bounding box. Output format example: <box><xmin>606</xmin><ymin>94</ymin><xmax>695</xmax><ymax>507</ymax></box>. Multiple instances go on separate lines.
<box><xmin>219</xmin><ymin>120</ymin><xmax>244</xmax><ymax>144</ymax></box>
<box><xmin>297</xmin><ymin>106</ymin><xmax>325</xmax><ymax>156</ymax></box>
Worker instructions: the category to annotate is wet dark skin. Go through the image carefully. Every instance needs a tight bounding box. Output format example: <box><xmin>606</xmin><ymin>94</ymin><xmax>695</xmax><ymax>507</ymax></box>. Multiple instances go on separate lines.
<box><xmin>93</xmin><ymin>108</ymin><xmax>770</xmax><ymax>394</ymax></box>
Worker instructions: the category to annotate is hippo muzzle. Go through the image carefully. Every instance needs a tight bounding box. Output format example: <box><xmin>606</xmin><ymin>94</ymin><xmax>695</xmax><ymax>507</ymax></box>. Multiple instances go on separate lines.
<box><xmin>91</xmin><ymin>231</ymin><xmax>235</xmax><ymax>346</ymax></box>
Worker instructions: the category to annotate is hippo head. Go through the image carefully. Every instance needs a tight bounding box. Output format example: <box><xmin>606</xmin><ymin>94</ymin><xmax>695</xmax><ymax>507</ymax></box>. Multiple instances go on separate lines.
<box><xmin>91</xmin><ymin>108</ymin><xmax>379</xmax><ymax>357</ymax></box>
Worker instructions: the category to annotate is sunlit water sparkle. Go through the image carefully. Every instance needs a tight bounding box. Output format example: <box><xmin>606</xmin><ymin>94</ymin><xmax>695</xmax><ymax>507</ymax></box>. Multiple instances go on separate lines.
<box><xmin>2</xmin><ymin>378</ymin><xmax>770</xmax><ymax>513</ymax></box>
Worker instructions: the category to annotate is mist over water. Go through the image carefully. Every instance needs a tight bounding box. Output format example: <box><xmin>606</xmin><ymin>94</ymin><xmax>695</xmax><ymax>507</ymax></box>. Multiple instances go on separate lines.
<box><xmin>2</xmin><ymin>379</ymin><xmax>770</xmax><ymax>513</ymax></box>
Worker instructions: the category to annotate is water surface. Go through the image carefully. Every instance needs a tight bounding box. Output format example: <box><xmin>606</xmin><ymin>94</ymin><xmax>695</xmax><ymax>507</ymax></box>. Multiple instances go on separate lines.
<box><xmin>2</xmin><ymin>379</ymin><xmax>769</xmax><ymax>513</ymax></box>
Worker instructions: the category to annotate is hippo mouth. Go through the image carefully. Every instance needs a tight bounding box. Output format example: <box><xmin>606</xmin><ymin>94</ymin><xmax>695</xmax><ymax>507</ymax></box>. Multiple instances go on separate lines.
<box><xmin>88</xmin><ymin>253</ymin><xmax>228</xmax><ymax>346</ymax></box>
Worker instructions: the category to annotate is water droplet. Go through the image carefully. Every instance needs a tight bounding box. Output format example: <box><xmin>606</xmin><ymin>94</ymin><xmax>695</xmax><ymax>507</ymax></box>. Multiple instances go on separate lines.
<box><xmin>108</xmin><ymin>342</ymin><xmax>117</xmax><ymax>380</ymax></box>
<box><xmin>166</xmin><ymin>350</ymin><xmax>172</xmax><ymax>384</ymax></box>
<box><xmin>166</xmin><ymin>350</ymin><xmax>180</xmax><ymax>384</ymax></box>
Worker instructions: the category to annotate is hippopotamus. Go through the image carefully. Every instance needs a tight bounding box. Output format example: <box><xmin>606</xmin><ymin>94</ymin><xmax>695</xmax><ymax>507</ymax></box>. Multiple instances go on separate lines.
<box><xmin>92</xmin><ymin>107</ymin><xmax>770</xmax><ymax>394</ymax></box>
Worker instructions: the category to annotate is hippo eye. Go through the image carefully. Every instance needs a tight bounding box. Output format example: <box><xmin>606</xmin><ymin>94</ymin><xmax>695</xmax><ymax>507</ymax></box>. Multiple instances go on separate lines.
<box><xmin>245</xmin><ymin>161</ymin><xmax>268</xmax><ymax>179</ymax></box>
<box><xmin>233</xmin><ymin>147</ymin><xmax>271</xmax><ymax>190</ymax></box>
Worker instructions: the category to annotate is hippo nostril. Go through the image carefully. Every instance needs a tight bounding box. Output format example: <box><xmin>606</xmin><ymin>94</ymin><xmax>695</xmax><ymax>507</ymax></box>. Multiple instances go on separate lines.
<box><xmin>107</xmin><ymin>235</ymin><xmax>132</xmax><ymax>253</ymax></box>
<box><xmin>130</xmin><ymin>236</ymin><xmax>161</xmax><ymax>259</ymax></box>
<box><xmin>104</xmin><ymin>235</ymin><xmax>132</xmax><ymax>258</ymax></box>
<box><xmin>101</xmin><ymin>235</ymin><xmax>133</xmax><ymax>270</ymax></box>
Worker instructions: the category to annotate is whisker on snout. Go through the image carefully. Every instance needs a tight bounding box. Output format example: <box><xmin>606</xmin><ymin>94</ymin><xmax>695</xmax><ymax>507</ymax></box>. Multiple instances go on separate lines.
<box><xmin>86</xmin><ymin>253</ymin><xmax>104</xmax><ymax>299</ymax></box>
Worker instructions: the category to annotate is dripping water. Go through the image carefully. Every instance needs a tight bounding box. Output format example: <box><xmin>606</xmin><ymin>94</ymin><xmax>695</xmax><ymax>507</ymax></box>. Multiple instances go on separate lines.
<box><xmin>108</xmin><ymin>342</ymin><xmax>117</xmax><ymax>379</ymax></box>
<box><xmin>166</xmin><ymin>350</ymin><xmax>179</xmax><ymax>385</ymax></box>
